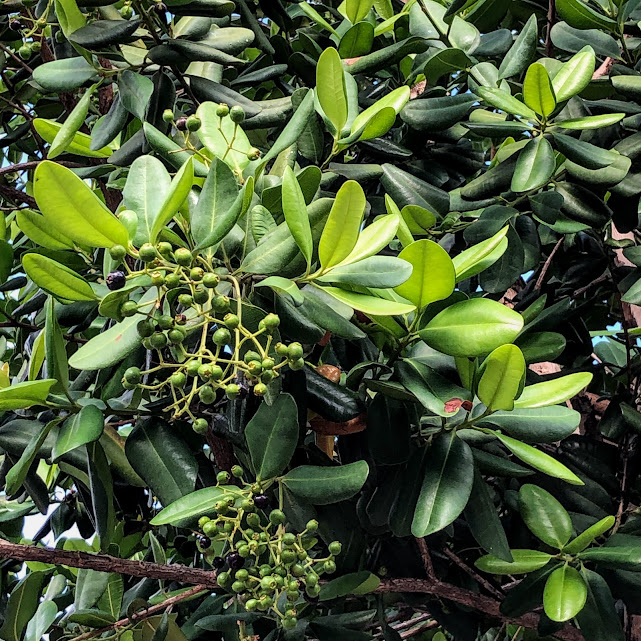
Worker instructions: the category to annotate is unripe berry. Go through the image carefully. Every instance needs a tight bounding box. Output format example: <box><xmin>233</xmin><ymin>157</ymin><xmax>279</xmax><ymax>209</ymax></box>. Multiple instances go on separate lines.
<box><xmin>224</xmin><ymin>313</ymin><xmax>239</xmax><ymax>329</ymax></box>
<box><xmin>217</xmin><ymin>471</ymin><xmax>230</xmax><ymax>484</ymax></box>
<box><xmin>193</xmin><ymin>287</ymin><xmax>209</xmax><ymax>304</ymax></box>
<box><xmin>186</xmin><ymin>115</ymin><xmax>201</xmax><ymax>131</ymax></box>
<box><xmin>216</xmin><ymin>103</ymin><xmax>229</xmax><ymax>117</ymax></box>
<box><xmin>198</xmin><ymin>516</ymin><xmax>210</xmax><ymax>528</ymax></box>
<box><xmin>170</xmin><ymin>371</ymin><xmax>186</xmax><ymax>388</ymax></box>
<box><xmin>199</xmin><ymin>385</ymin><xmax>216</xmax><ymax>404</ymax></box>
<box><xmin>164</xmin><ymin>273</ymin><xmax>181</xmax><ymax>289</ymax></box>
<box><xmin>18</xmin><ymin>45</ymin><xmax>31</xmax><ymax>60</ymax></box>
<box><xmin>225</xmin><ymin>383</ymin><xmax>240</xmax><ymax>399</ymax></box>
<box><xmin>213</xmin><ymin>295</ymin><xmax>230</xmax><ymax>312</ymax></box>
<box><xmin>190</xmin><ymin>267</ymin><xmax>204</xmax><ymax>281</ymax></box>
<box><xmin>269</xmin><ymin>509</ymin><xmax>286</xmax><ymax>525</ymax></box>
<box><xmin>139</xmin><ymin>243</ymin><xmax>157</xmax><ymax>262</ymax></box>
<box><xmin>203</xmin><ymin>272</ymin><xmax>220</xmax><ymax>288</ymax></box>
<box><xmin>288</xmin><ymin>342</ymin><xmax>303</xmax><ymax>359</ymax></box>
<box><xmin>178</xmin><ymin>294</ymin><xmax>193</xmax><ymax>308</ymax></box>
<box><xmin>157</xmin><ymin>314</ymin><xmax>173</xmax><ymax>330</ymax></box>
<box><xmin>162</xmin><ymin>110</ymin><xmax>174</xmax><ymax>123</ymax></box>
<box><xmin>120</xmin><ymin>300</ymin><xmax>138</xmax><ymax>317</ymax></box>
<box><xmin>275</xmin><ymin>342</ymin><xmax>289</xmax><ymax>357</ymax></box>
<box><xmin>213</xmin><ymin>328</ymin><xmax>231</xmax><ymax>346</ymax></box>
<box><xmin>120</xmin><ymin>4</ymin><xmax>133</xmax><ymax>18</ymax></box>
<box><xmin>247</xmin><ymin>147</ymin><xmax>261</xmax><ymax>160</ymax></box>
<box><xmin>262</xmin><ymin>313</ymin><xmax>280</xmax><ymax>331</ymax></box>
<box><xmin>150</xmin><ymin>332</ymin><xmax>168</xmax><ymax>349</ymax></box>
<box><xmin>230</xmin><ymin>105</ymin><xmax>245</xmax><ymax>123</ymax></box>
<box><xmin>157</xmin><ymin>241</ymin><xmax>173</xmax><ymax>256</ymax></box>
<box><xmin>123</xmin><ymin>367</ymin><xmax>142</xmax><ymax>384</ymax></box>
<box><xmin>109</xmin><ymin>245</ymin><xmax>127</xmax><ymax>261</ymax></box>
<box><xmin>174</xmin><ymin>247</ymin><xmax>193</xmax><ymax>266</ymax></box>
<box><xmin>193</xmin><ymin>418</ymin><xmax>208</xmax><ymax>434</ymax></box>
<box><xmin>289</xmin><ymin>357</ymin><xmax>305</xmax><ymax>371</ymax></box>
<box><xmin>186</xmin><ymin>359</ymin><xmax>201</xmax><ymax>377</ymax></box>
<box><xmin>150</xmin><ymin>271</ymin><xmax>165</xmax><ymax>287</ymax></box>
<box><xmin>168</xmin><ymin>328</ymin><xmax>185</xmax><ymax>344</ymax></box>
<box><xmin>210</xmin><ymin>365</ymin><xmax>223</xmax><ymax>380</ymax></box>
<box><xmin>253</xmin><ymin>383</ymin><xmax>267</xmax><ymax>396</ymax></box>
<box><xmin>329</xmin><ymin>541</ymin><xmax>342</xmax><ymax>555</ymax></box>
<box><xmin>137</xmin><ymin>319</ymin><xmax>154</xmax><ymax>338</ymax></box>
<box><xmin>231</xmin><ymin>465</ymin><xmax>244</xmax><ymax>478</ymax></box>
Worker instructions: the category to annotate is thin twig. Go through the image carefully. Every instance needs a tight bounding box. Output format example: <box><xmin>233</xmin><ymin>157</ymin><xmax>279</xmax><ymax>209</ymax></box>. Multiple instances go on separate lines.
<box><xmin>545</xmin><ymin>0</ymin><xmax>555</xmax><ymax>57</ymax></box>
<box><xmin>415</xmin><ymin>537</ymin><xmax>436</xmax><ymax>580</ymax></box>
<box><xmin>443</xmin><ymin>548</ymin><xmax>504</xmax><ymax>600</ymax></box>
<box><xmin>535</xmin><ymin>237</ymin><xmax>563</xmax><ymax>290</ymax></box>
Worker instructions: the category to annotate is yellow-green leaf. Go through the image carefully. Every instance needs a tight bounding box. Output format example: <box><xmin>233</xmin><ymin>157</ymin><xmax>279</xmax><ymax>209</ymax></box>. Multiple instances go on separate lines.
<box><xmin>16</xmin><ymin>209</ymin><xmax>75</xmax><ymax>250</ymax></box>
<box><xmin>282</xmin><ymin>165</ymin><xmax>313</xmax><ymax>269</ymax></box>
<box><xmin>22</xmin><ymin>254</ymin><xmax>97</xmax><ymax>302</ymax></box>
<box><xmin>0</xmin><ymin>379</ymin><xmax>56</xmax><ymax>410</ymax></box>
<box><xmin>514</xmin><ymin>372</ymin><xmax>593</xmax><ymax>409</ymax></box>
<box><xmin>543</xmin><ymin>565</ymin><xmax>588</xmax><ymax>622</ymax></box>
<box><xmin>337</xmin><ymin>214</ymin><xmax>399</xmax><ymax>267</ymax></box>
<box><xmin>34</xmin><ymin>119</ymin><xmax>113</xmax><ymax>158</ymax></box>
<box><xmin>478</xmin><ymin>344</ymin><xmax>526</xmax><ymax>411</ymax></box>
<box><xmin>316</xmin><ymin>47</ymin><xmax>349</xmax><ymax>135</ymax></box>
<box><xmin>322</xmin><ymin>286</ymin><xmax>415</xmax><ymax>316</ymax></box>
<box><xmin>523</xmin><ymin>63</ymin><xmax>556</xmax><ymax>117</ymax></box>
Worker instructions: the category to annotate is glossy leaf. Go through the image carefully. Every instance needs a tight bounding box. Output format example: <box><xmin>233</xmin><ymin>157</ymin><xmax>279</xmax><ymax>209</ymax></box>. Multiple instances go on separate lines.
<box><xmin>151</xmin><ymin>158</ymin><xmax>195</xmax><ymax>244</ymax></box>
<box><xmin>45</xmin><ymin>297</ymin><xmax>69</xmax><ymax>393</ymax></box>
<box><xmin>552</xmin><ymin>48</ymin><xmax>596</xmax><ymax>102</ymax></box>
<box><xmin>282</xmin><ymin>165</ymin><xmax>313</xmax><ymax>269</ymax></box>
<box><xmin>556</xmin><ymin>0</ymin><xmax>616</xmax><ymax>31</ymax></box>
<box><xmin>453</xmin><ymin>226</ymin><xmax>509</xmax><ymax>282</ymax></box>
<box><xmin>576</xmin><ymin>569</ymin><xmax>625</xmax><ymax>641</ymax></box>
<box><xmin>318</xmin><ymin>256</ymin><xmax>412</xmax><ymax>288</ymax></box>
<box><xmin>419</xmin><ymin>298</ymin><xmax>524</xmax><ymax>357</ymax></box>
<box><xmin>475</xmin><ymin>549</ymin><xmax>553</xmax><ymax>575</ymax></box>
<box><xmin>53</xmin><ymin>405</ymin><xmax>104</xmax><ymax>461</ymax></box>
<box><xmin>511</xmin><ymin>136</ymin><xmax>556</xmax><ymax>193</ymax></box>
<box><xmin>498</xmin><ymin>14</ymin><xmax>537</xmax><ymax>79</ymax></box>
<box><xmin>316</xmin><ymin>47</ymin><xmax>348</xmax><ymax>135</ymax></box>
<box><xmin>478</xmin><ymin>87</ymin><xmax>537</xmax><ymax>120</ymax></box>
<box><xmin>245</xmin><ymin>393</ymin><xmax>298</xmax><ymax>480</ymax></box>
<box><xmin>0</xmin><ymin>573</ymin><xmax>45</xmax><ymax>641</ymax></box>
<box><xmin>556</xmin><ymin>114</ymin><xmax>625</xmax><ymax>130</ymax></box>
<box><xmin>519</xmin><ymin>484</ymin><xmax>573</xmax><ymax>548</ymax></box>
<box><xmin>322</xmin><ymin>287</ymin><xmax>416</xmax><ymax>316</ymax></box>
<box><xmin>543</xmin><ymin>565</ymin><xmax>588</xmax><ymax>622</ymax></box>
<box><xmin>0</xmin><ymin>380</ymin><xmax>56</xmax><ymax>410</ymax></box>
<box><xmin>478</xmin><ymin>344</ymin><xmax>526</xmax><ymax>411</ymax></box>
<box><xmin>151</xmin><ymin>485</ymin><xmax>237</xmax><ymax>525</ymax></box>
<box><xmin>22</xmin><ymin>254</ymin><xmax>96</xmax><ymax>302</ymax></box>
<box><xmin>523</xmin><ymin>63</ymin><xmax>556</xmax><ymax>117</ymax></box>
<box><xmin>282</xmin><ymin>461</ymin><xmax>369</xmax><ymax>504</ymax></box>
<box><xmin>514</xmin><ymin>372</ymin><xmax>593</xmax><ymax>408</ymax></box>
<box><xmin>394</xmin><ymin>240</ymin><xmax>455</xmax><ymax>309</ymax></box>
<box><xmin>16</xmin><ymin>210</ymin><xmax>75</xmax><ymax>250</ymax></box>
<box><xmin>564</xmin><ymin>516</ymin><xmax>615</xmax><ymax>554</ymax></box>
<box><xmin>336</xmin><ymin>214</ymin><xmax>400</xmax><ymax>267</ymax></box>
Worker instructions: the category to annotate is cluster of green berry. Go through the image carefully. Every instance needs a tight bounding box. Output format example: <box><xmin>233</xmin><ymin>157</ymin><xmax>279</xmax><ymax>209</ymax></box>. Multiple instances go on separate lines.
<box><xmin>195</xmin><ymin>469</ymin><xmax>342</xmax><ymax>629</ymax></box>
<box><xmin>107</xmin><ymin>242</ymin><xmax>305</xmax><ymax>422</ymax></box>
<box><xmin>7</xmin><ymin>13</ymin><xmax>45</xmax><ymax>60</ymax></box>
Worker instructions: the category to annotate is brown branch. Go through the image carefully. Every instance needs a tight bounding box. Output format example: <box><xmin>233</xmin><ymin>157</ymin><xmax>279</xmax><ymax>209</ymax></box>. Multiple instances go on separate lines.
<box><xmin>0</xmin><ymin>160</ymin><xmax>84</xmax><ymax>178</ymax></box>
<box><xmin>70</xmin><ymin>584</ymin><xmax>208</xmax><ymax>641</ymax></box>
<box><xmin>415</xmin><ymin>537</ymin><xmax>436</xmax><ymax>580</ymax></box>
<box><xmin>545</xmin><ymin>0</ymin><xmax>555</xmax><ymax>57</ymax></box>
<box><xmin>442</xmin><ymin>548</ymin><xmax>504</xmax><ymax>600</ymax></box>
<box><xmin>535</xmin><ymin>237</ymin><xmax>563</xmax><ymax>290</ymax></box>
<box><xmin>0</xmin><ymin>320</ymin><xmax>87</xmax><ymax>344</ymax></box>
<box><xmin>0</xmin><ymin>184</ymin><xmax>37</xmax><ymax>208</ymax></box>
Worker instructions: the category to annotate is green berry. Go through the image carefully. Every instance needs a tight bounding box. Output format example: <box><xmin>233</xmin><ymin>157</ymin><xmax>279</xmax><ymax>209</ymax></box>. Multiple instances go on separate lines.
<box><xmin>305</xmin><ymin>572</ymin><xmax>318</xmax><ymax>587</ymax></box>
<box><xmin>237</xmin><ymin>544</ymin><xmax>250</xmax><ymax>557</ymax></box>
<box><xmin>241</xmin><ymin>499</ymin><xmax>255</xmax><ymax>512</ymax></box>
<box><xmin>168</xmin><ymin>328</ymin><xmax>186</xmax><ymax>344</ymax></box>
<box><xmin>259</xmin><ymin>564</ymin><xmax>272</xmax><ymax>577</ymax></box>
<box><xmin>124</xmin><ymin>367</ymin><xmax>142</xmax><ymax>384</ymax></box>
<box><xmin>261</xmin><ymin>357</ymin><xmax>275</xmax><ymax>370</ymax></box>
<box><xmin>210</xmin><ymin>365</ymin><xmax>223</xmax><ymax>380</ymax></box>
<box><xmin>198</xmin><ymin>516</ymin><xmax>210</xmax><ymax>528</ymax></box>
<box><xmin>258</xmin><ymin>595</ymin><xmax>272</xmax><ymax>610</ymax></box>
<box><xmin>186</xmin><ymin>115</ymin><xmax>201</xmax><ymax>131</ymax></box>
<box><xmin>137</xmin><ymin>319</ymin><xmax>155</xmax><ymax>338</ymax></box>
<box><xmin>306</xmin><ymin>519</ymin><xmax>318</xmax><ymax>532</ymax></box>
<box><xmin>262</xmin><ymin>313</ymin><xmax>280</xmax><ymax>331</ymax></box>
<box><xmin>157</xmin><ymin>314</ymin><xmax>174</xmax><ymax>330</ymax></box>
<box><xmin>281</xmin><ymin>549</ymin><xmax>296</xmax><ymax>564</ymax></box>
<box><xmin>269</xmin><ymin>509</ymin><xmax>286</xmax><ymax>526</ymax></box>
<box><xmin>286</xmin><ymin>590</ymin><xmax>299</xmax><ymax>602</ymax></box>
<box><xmin>174</xmin><ymin>248</ymin><xmax>193</xmax><ymax>266</ymax></box>
<box><xmin>216</xmin><ymin>103</ymin><xmax>230</xmax><ymax>117</ymax></box>
<box><xmin>199</xmin><ymin>385</ymin><xmax>216</xmax><ymax>404</ymax></box>
<box><xmin>224</xmin><ymin>313</ymin><xmax>239</xmax><ymax>329</ymax></box>
<box><xmin>109</xmin><ymin>244</ymin><xmax>127</xmax><ymax>261</ymax></box>
<box><xmin>291</xmin><ymin>564</ymin><xmax>305</xmax><ymax>577</ymax></box>
<box><xmin>139</xmin><ymin>243</ymin><xmax>157</xmax><ymax>262</ymax></box>
<box><xmin>283</xmin><ymin>617</ymin><xmax>297</xmax><ymax>630</ymax></box>
<box><xmin>261</xmin><ymin>370</ymin><xmax>275</xmax><ymax>384</ymax></box>
<box><xmin>282</xmin><ymin>533</ymin><xmax>296</xmax><ymax>547</ymax></box>
<box><xmin>275</xmin><ymin>343</ymin><xmax>289</xmax><ymax>357</ymax></box>
<box><xmin>247</xmin><ymin>147</ymin><xmax>261</xmax><ymax>161</ymax></box>
<box><xmin>203</xmin><ymin>272</ymin><xmax>220</xmax><ymax>288</ymax></box>
<box><xmin>245</xmin><ymin>598</ymin><xmax>258</xmax><ymax>612</ymax></box>
<box><xmin>170</xmin><ymin>371</ymin><xmax>187</xmax><ymax>388</ymax></box>
<box><xmin>329</xmin><ymin>541</ymin><xmax>342</xmax><ymax>555</ymax></box>
<box><xmin>213</xmin><ymin>328</ymin><xmax>231</xmax><ymax>346</ymax></box>
<box><xmin>157</xmin><ymin>242</ymin><xmax>173</xmax><ymax>256</ymax></box>
<box><xmin>162</xmin><ymin>108</ymin><xmax>174</xmax><ymax>123</ymax></box>
<box><xmin>253</xmin><ymin>383</ymin><xmax>268</xmax><ymax>396</ymax></box>
<box><xmin>193</xmin><ymin>287</ymin><xmax>209</xmax><ymax>304</ymax></box>
<box><xmin>164</xmin><ymin>273</ymin><xmax>181</xmax><ymax>289</ymax></box>
<box><xmin>231</xmin><ymin>465</ymin><xmax>244</xmax><ymax>478</ymax></box>
<box><xmin>324</xmin><ymin>560</ymin><xmax>337</xmax><ymax>574</ymax></box>
<box><xmin>225</xmin><ymin>384</ymin><xmax>240</xmax><ymax>399</ymax></box>
<box><xmin>247</xmin><ymin>361</ymin><xmax>262</xmax><ymax>376</ymax></box>
<box><xmin>230</xmin><ymin>105</ymin><xmax>245</xmax><ymax>123</ymax></box>
<box><xmin>289</xmin><ymin>357</ymin><xmax>305</xmax><ymax>371</ymax></box>
<box><xmin>178</xmin><ymin>294</ymin><xmax>193</xmax><ymax>307</ymax></box>
<box><xmin>260</xmin><ymin>576</ymin><xmax>277</xmax><ymax>592</ymax></box>
<box><xmin>193</xmin><ymin>418</ymin><xmax>209</xmax><ymax>434</ymax></box>
<box><xmin>306</xmin><ymin>583</ymin><xmax>321</xmax><ymax>597</ymax></box>
<box><xmin>244</xmin><ymin>350</ymin><xmax>262</xmax><ymax>364</ymax></box>
<box><xmin>186</xmin><ymin>359</ymin><xmax>201</xmax><ymax>377</ymax></box>
<box><xmin>288</xmin><ymin>343</ymin><xmax>303</xmax><ymax>359</ymax></box>
<box><xmin>246</xmin><ymin>513</ymin><xmax>261</xmax><ymax>528</ymax></box>
<box><xmin>190</xmin><ymin>267</ymin><xmax>204</xmax><ymax>281</ymax></box>
<box><xmin>18</xmin><ymin>45</ymin><xmax>31</xmax><ymax>60</ymax></box>
<box><xmin>297</xmin><ymin>549</ymin><xmax>308</xmax><ymax>561</ymax></box>
<box><xmin>120</xmin><ymin>301</ymin><xmax>138</xmax><ymax>317</ymax></box>
<box><xmin>151</xmin><ymin>271</ymin><xmax>165</xmax><ymax>287</ymax></box>
<box><xmin>235</xmin><ymin>569</ymin><xmax>249</xmax><ymax>581</ymax></box>
<box><xmin>217</xmin><ymin>571</ymin><xmax>230</xmax><ymax>587</ymax></box>
<box><xmin>213</xmin><ymin>295</ymin><xmax>230</xmax><ymax>312</ymax></box>
<box><xmin>150</xmin><ymin>332</ymin><xmax>168</xmax><ymax>349</ymax></box>
<box><xmin>231</xmin><ymin>580</ymin><xmax>245</xmax><ymax>593</ymax></box>
<box><xmin>198</xmin><ymin>364</ymin><xmax>213</xmax><ymax>381</ymax></box>
<box><xmin>217</xmin><ymin>471</ymin><xmax>230</xmax><ymax>484</ymax></box>
<box><xmin>120</xmin><ymin>4</ymin><xmax>133</xmax><ymax>17</ymax></box>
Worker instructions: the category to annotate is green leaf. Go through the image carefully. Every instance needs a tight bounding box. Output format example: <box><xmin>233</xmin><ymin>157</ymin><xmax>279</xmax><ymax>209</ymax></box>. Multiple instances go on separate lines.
<box><xmin>0</xmin><ymin>380</ymin><xmax>56</xmax><ymax>410</ymax></box>
<box><xmin>336</xmin><ymin>214</ymin><xmax>400</xmax><ymax>267</ymax></box>
<box><xmin>319</xmin><ymin>572</ymin><xmax>380</xmax><ymax>601</ymax></box>
<box><xmin>322</xmin><ymin>287</ymin><xmax>416</xmax><ymax>316</ymax></box>
<box><xmin>519</xmin><ymin>484</ymin><xmax>573</xmax><ymax>548</ymax></box>
<box><xmin>523</xmin><ymin>63</ymin><xmax>556</xmax><ymax>117</ymax></box>
<box><xmin>87</xmin><ymin>441</ymin><xmax>115</xmax><ymax>552</ymax></box>
<box><xmin>419</xmin><ymin>298</ymin><xmax>524</xmax><ymax>357</ymax></box>
<box><xmin>556</xmin><ymin>0</ymin><xmax>617</xmax><ymax>31</ymax></box>
<box><xmin>118</xmin><ymin>70</ymin><xmax>153</xmax><ymax>121</ymax></box>
<box><xmin>245</xmin><ymin>393</ymin><xmax>298</xmax><ymax>481</ymax></box>
<box><xmin>122</xmin><ymin>155</ymin><xmax>171</xmax><ymax>247</ymax></box>
<box><xmin>411</xmin><ymin>433</ymin><xmax>474</xmax><ymax>537</ymax></box>
<box><xmin>350</xmin><ymin>86</ymin><xmax>409</xmax><ymax>137</ymax></box>
<box><xmin>512</xmin><ymin>136</ymin><xmax>556</xmax><ymax>193</ymax></box>
<box><xmin>576</xmin><ymin>569</ymin><xmax>625</xmax><ymax>641</ymax></box>
<box><xmin>551</xmin><ymin>133</ymin><xmax>619</xmax><ymax>169</ymax></box>
<box><xmin>401</xmin><ymin>93</ymin><xmax>478</xmax><ymax>132</ymax></box>
<box><xmin>543</xmin><ymin>565</ymin><xmax>588</xmax><ymax>622</ymax></box>
<box><xmin>33</xmin><ymin>57</ymin><xmax>99</xmax><ymax>92</ymax></box>
<box><xmin>464</xmin><ymin>469</ymin><xmax>513</xmax><ymax>562</ymax></box>
<box><xmin>494</xmin><ymin>433</ymin><xmax>584</xmax><ymax>485</ymax></box>
<box><xmin>282</xmin><ymin>165</ymin><xmax>313</xmax><ymax>269</ymax></box>
<box><xmin>33</xmin><ymin>161</ymin><xmax>129</xmax><ymax>248</ymax></box>
<box><xmin>563</xmin><ymin>516</ymin><xmax>615</xmax><ymax>554</ymax></box>
<box><xmin>53</xmin><ymin>405</ymin><xmax>104</xmax><ymax>461</ymax></box>
<box><xmin>394</xmin><ymin>239</ymin><xmax>455</xmax><ymax>310</ymax></box>
<box><xmin>475</xmin><ymin>549</ymin><xmax>553</xmax><ymax>575</ymax></box>
<box><xmin>74</xmin><ymin>570</ymin><xmax>109</xmax><ymax>611</ymax></box>
<box><xmin>478</xmin><ymin>87</ymin><xmax>538</xmax><ymax>120</ymax></box>
<box><xmin>96</xmin><ymin>574</ymin><xmax>123</xmax><ymax>620</ymax></box>
<box><xmin>577</xmin><ymin>546</ymin><xmax>641</xmax><ymax>570</ymax></box>
<box><xmin>68</xmin><ymin>610</ymin><xmax>115</xmax><ymax>628</ymax></box>
<box><xmin>498</xmin><ymin>14</ymin><xmax>537</xmax><ymax>79</ymax></box>
<box><xmin>339</xmin><ymin>21</ymin><xmax>374</xmax><ymax>58</ymax></box>
<box><xmin>5</xmin><ymin>420</ymin><xmax>56</xmax><ymax>496</ymax></box>
<box><xmin>69</xmin><ymin>288</ymin><xmax>157</xmax><ymax>370</ymax></box>
<box><xmin>552</xmin><ymin>48</ymin><xmax>596</xmax><ymax>102</ymax></box>
<box><xmin>24</xmin><ymin>600</ymin><xmax>57</xmax><ymax>641</ymax></box>
<box><xmin>319</xmin><ymin>180</ymin><xmax>366</xmax><ymax>269</ymax></box>
<box><xmin>22</xmin><ymin>254</ymin><xmax>96</xmax><ymax>302</ymax></box>
<box><xmin>318</xmin><ymin>256</ymin><xmax>412</xmax><ymax>288</ymax></box>
<box><xmin>453</xmin><ymin>226</ymin><xmax>509</xmax><ymax>282</ymax></box>
<box><xmin>34</xmin><ymin>118</ymin><xmax>113</xmax><ymax>158</ymax></box>
<box><xmin>346</xmin><ymin>0</ymin><xmax>374</xmax><ymax>23</ymax></box>
<box><xmin>45</xmin><ymin>297</ymin><xmax>69</xmax><ymax>393</ymax></box>
<box><xmin>478</xmin><ymin>344</ymin><xmax>526</xmax><ymax>411</ymax></box>
<box><xmin>47</xmin><ymin>84</ymin><xmax>98</xmax><ymax>159</ymax></box>
<box><xmin>556</xmin><ymin>114</ymin><xmax>625</xmax><ymax>130</ymax></box>
<box><xmin>192</xmin><ymin>158</ymin><xmax>241</xmax><ymax>249</ymax></box>
<box><xmin>282</xmin><ymin>461</ymin><xmax>369</xmax><ymax>504</ymax></box>
<box><xmin>316</xmin><ymin>47</ymin><xmax>349</xmax><ymax>135</ymax></box>
<box><xmin>150</xmin><ymin>485</ymin><xmax>236</xmax><ymax>525</ymax></box>
<box><xmin>0</xmin><ymin>573</ymin><xmax>45</xmax><ymax>641</ymax></box>
<box><xmin>256</xmin><ymin>277</ymin><xmax>304</xmax><ymax>305</ymax></box>
<box><xmin>611</xmin><ymin>75</ymin><xmax>641</xmax><ymax>102</ymax></box>
<box><xmin>514</xmin><ymin>372</ymin><xmax>593</xmax><ymax>409</ymax></box>
<box><xmin>124</xmin><ymin>418</ymin><xmax>197</xmax><ymax>506</ymax></box>
<box><xmin>16</xmin><ymin>209</ymin><xmax>75</xmax><ymax>250</ymax></box>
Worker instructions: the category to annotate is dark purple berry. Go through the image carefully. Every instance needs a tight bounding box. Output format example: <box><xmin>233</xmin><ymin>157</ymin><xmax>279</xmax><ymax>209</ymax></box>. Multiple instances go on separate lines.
<box><xmin>9</xmin><ymin>19</ymin><xmax>23</xmax><ymax>31</ymax></box>
<box><xmin>226</xmin><ymin>551</ymin><xmax>244</xmax><ymax>570</ymax></box>
<box><xmin>106</xmin><ymin>270</ymin><xmax>126</xmax><ymax>291</ymax></box>
<box><xmin>253</xmin><ymin>494</ymin><xmax>269</xmax><ymax>510</ymax></box>
<box><xmin>212</xmin><ymin>556</ymin><xmax>225</xmax><ymax>569</ymax></box>
<box><xmin>175</xmin><ymin>117</ymin><xmax>188</xmax><ymax>131</ymax></box>
<box><xmin>197</xmin><ymin>535</ymin><xmax>211</xmax><ymax>549</ymax></box>
<box><xmin>153</xmin><ymin>1</ymin><xmax>167</xmax><ymax>13</ymax></box>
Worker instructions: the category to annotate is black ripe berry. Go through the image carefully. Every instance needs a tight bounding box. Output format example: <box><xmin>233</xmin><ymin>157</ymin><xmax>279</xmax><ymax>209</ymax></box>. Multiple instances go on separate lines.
<box><xmin>175</xmin><ymin>117</ymin><xmax>188</xmax><ymax>131</ymax></box>
<box><xmin>226</xmin><ymin>551</ymin><xmax>244</xmax><ymax>570</ymax></box>
<box><xmin>197</xmin><ymin>535</ymin><xmax>211</xmax><ymax>549</ymax></box>
<box><xmin>9</xmin><ymin>19</ymin><xmax>23</xmax><ymax>31</ymax></box>
<box><xmin>106</xmin><ymin>271</ymin><xmax>126</xmax><ymax>291</ymax></box>
<box><xmin>212</xmin><ymin>556</ymin><xmax>225</xmax><ymax>569</ymax></box>
<box><xmin>153</xmin><ymin>2</ymin><xmax>167</xmax><ymax>13</ymax></box>
<box><xmin>253</xmin><ymin>494</ymin><xmax>270</xmax><ymax>509</ymax></box>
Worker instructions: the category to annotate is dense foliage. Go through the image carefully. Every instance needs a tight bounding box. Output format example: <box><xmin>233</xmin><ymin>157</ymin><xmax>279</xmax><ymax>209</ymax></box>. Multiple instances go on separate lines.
<box><xmin>2</xmin><ymin>0</ymin><xmax>641</xmax><ymax>639</ymax></box>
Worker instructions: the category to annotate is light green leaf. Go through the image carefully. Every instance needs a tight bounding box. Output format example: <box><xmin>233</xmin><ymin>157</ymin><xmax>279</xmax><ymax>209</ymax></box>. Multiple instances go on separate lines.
<box><xmin>556</xmin><ymin>113</ymin><xmax>625</xmax><ymax>130</ymax></box>
<box><xmin>0</xmin><ymin>573</ymin><xmax>45</xmax><ymax>641</ymax></box>
<box><xmin>478</xmin><ymin>344</ymin><xmax>526</xmax><ymax>411</ymax></box>
<box><xmin>53</xmin><ymin>405</ymin><xmax>104</xmax><ymax>461</ymax></box>
<box><xmin>255</xmin><ymin>277</ymin><xmax>304</xmax><ymax>305</ymax></box>
<box><xmin>523</xmin><ymin>63</ymin><xmax>556</xmax><ymax>117</ymax></box>
<box><xmin>282</xmin><ymin>461</ymin><xmax>369</xmax><ymax>504</ymax></box>
<box><xmin>419</xmin><ymin>298</ymin><xmax>523</xmax><ymax>357</ymax></box>
<box><xmin>453</xmin><ymin>226</ymin><xmax>509</xmax><ymax>282</ymax></box>
<box><xmin>316</xmin><ymin>47</ymin><xmax>349</xmax><ymax>135</ymax></box>
<box><xmin>35</xmin><ymin>118</ymin><xmax>113</xmax><ymax>158</ymax></box>
<box><xmin>319</xmin><ymin>180</ymin><xmax>366</xmax><ymax>269</ymax></box>
<box><xmin>519</xmin><ymin>484</ymin><xmax>573</xmax><ymax>548</ymax></box>
<box><xmin>394</xmin><ymin>239</ymin><xmax>455</xmax><ymax>310</ymax></box>
<box><xmin>24</xmin><ymin>600</ymin><xmax>57</xmax><ymax>641</ymax></box>
<box><xmin>336</xmin><ymin>214</ymin><xmax>399</xmax><ymax>267</ymax></box>
<box><xmin>318</xmin><ymin>256</ymin><xmax>412</xmax><ymax>288</ymax></box>
<box><xmin>16</xmin><ymin>209</ymin><xmax>75</xmax><ymax>250</ymax></box>
<box><xmin>511</xmin><ymin>136</ymin><xmax>556</xmax><ymax>193</ymax></box>
<box><xmin>552</xmin><ymin>47</ymin><xmax>596</xmax><ymax>101</ymax></box>
<box><xmin>150</xmin><ymin>485</ymin><xmax>236</xmax><ymax>525</ymax></box>
<box><xmin>282</xmin><ymin>165</ymin><xmax>313</xmax><ymax>269</ymax></box>
<box><xmin>478</xmin><ymin>87</ymin><xmax>538</xmax><ymax>120</ymax></box>
<box><xmin>33</xmin><ymin>161</ymin><xmax>129</xmax><ymax>248</ymax></box>
<box><xmin>350</xmin><ymin>86</ymin><xmax>410</xmax><ymax>136</ymax></box>
<box><xmin>543</xmin><ymin>565</ymin><xmax>588</xmax><ymax>622</ymax></box>
<box><xmin>346</xmin><ymin>0</ymin><xmax>374</xmax><ymax>23</ymax></box>
<box><xmin>563</xmin><ymin>516</ymin><xmax>615</xmax><ymax>554</ymax></box>
<box><xmin>514</xmin><ymin>372</ymin><xmax>593</xmax><ymax>408</ymax></box>
<box><xmin>475</xmin><ymin>549</ymin><xmax>553</xmax><ymax>575</ymax></box>
<box><xmin>322</xmin><ymin>286</ymin><xmax>416</xmax><ymax>316</ymax></box>
<box><xmin>494</xmin><ymin>433</ymin><xmax>584</xmax><ymax>484</ymax></box>
<box><xmin>22</xmin><ymin>254</ymin><xmax>97</xmax><ymax>302</ymax></box>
